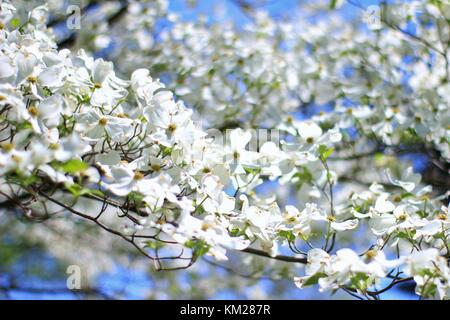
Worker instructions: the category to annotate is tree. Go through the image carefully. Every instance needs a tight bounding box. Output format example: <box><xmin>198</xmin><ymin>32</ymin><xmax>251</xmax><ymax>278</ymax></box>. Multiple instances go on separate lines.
<box><xmin>0</xmin><ymin>0</ymin><xmax>449</xmax><ymax>300</ymax></box>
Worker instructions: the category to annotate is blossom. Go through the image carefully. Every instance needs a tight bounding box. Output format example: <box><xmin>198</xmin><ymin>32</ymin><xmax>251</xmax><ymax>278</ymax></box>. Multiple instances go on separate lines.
<box><xmin>75</xmin><ymin>56</ymin><xmax>128</xmax><ymax>108</ymax></box>
<box><xmin>172</xmin><ymin>210</ymin><xmax>250</xmax><ymax>261</ymax></box>
<box><xmin>295</xmin><ymin>248</ymin><xmax>400</xmax><ymax>292</ymax></box>
<box><xmin>75</xmin><ymin>110</ymin><xmax>135</xmax><ymax>142</ymax></box>
<box><xmin>386</xmin><ymin>166</ymin><xmax>422</xmax><ymax>193</ymax></box>
<box><xmin>225</xmin><ymin>128</ymin><xmax>258</xmax><ymax>169</ymax></box>
<box><xmin>234</xmin><ymin>195</ymin><xmax>282</xmax><ymax>256</ymax></box>
<box><xmin>199</xmin><ymin>175</ymin><xmax>236</xmax><ymax>215</ymax></box>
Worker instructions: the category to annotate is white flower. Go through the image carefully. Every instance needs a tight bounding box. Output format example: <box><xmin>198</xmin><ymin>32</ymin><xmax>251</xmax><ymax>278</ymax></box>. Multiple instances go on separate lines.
<box><xmin>52</xmin><ymin>134</ymin><xmax>91</xmax><ymax>162</ymax></box>
<box><xmin>172</xmin><ymin>210</ymin><xmax>249</xmax><ymax>261</ymax></box>
<box><xmin>295</xmin><ymin>121</ymin><xmax>322</xmax><ymax>144</ymax></box>
<box><xmin>236</xmin><ymin>195</ymin><xmax>282</xmax><ymax>256</ymax></box>
<box><xmin>403</xmin><ymin>249</ymin><xmax>440</xmax><ymax>276</ymax></box>
<box><xmin>199</xmin><ymin>174</ymin><xmax>235</xmax><ymax>215</ymax></box>
<box><xmin>225</xmin><ymin>128</ymin><xmax>258</xmax><ymax>169</ymax></box>
<box><xmin>258</xmin><ymin>141</ymin><xmax>286</xmax><ymax>179</ymax></box>
<box><xmin>386</xmin><ymin>166</ymin><xmax>421</xmax><ymax>193</ymax></box>
<box><xmin>374</xmin><ymin>193</ymin><xmax>395</xmax><ymax>213</ymax></box>
<box><xmin>295</xmin><ymin>248</ymin><xmax>399</xmax><ymax>292</ymax></box>
<box><xmin>75</xmin><ymin>110</ymin><xmax>135</xmax><ymax>142</ymax></box>
<box><xmin>306</xmin><ymin>203</ymin><xmax>359</xmax><ymax>232</ymax></box>
<box><xmin>75</xmin><ymin>57</ymin><xmax>128</xmax><ymax>108</ymax></box>
<box><xmin>279</xmin><ymin>205</ymin><xmax>312</xmax><ymax>237</ymax></box>
<box><xmin>146</xmin><ymin>92</ymin><xmax>205</xmax><ymax>147</ymax></box>
<box><xmin>0</xmin><ymin>56</ymin><xmax>15</xmax><ymax>80</ymax></box>
<box><xmin>24</xmin><ymin>95</ymin><xmax>63</xmax><ymax>133</ymax></box>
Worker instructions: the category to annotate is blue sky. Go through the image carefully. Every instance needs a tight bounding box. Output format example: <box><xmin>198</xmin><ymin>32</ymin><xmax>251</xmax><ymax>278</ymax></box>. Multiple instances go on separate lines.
<box><xmin>1</xmin><ymin>0</ymin><xmax>419</xmax><ymax>301</ymax></box>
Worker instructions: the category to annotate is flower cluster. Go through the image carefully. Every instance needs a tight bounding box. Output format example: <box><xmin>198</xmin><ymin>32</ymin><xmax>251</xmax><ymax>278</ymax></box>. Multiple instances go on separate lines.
<box><xmin>0</xmin><ymin>0</ymin><xmax>449</xmax><ymax>299</ymax></box>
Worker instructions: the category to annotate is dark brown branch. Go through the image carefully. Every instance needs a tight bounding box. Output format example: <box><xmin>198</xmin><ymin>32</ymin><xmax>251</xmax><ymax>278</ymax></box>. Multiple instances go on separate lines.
<box><xmin>241</xmin><ymin>247</ymin><xmax>307</xmax><ymax>264</ymax></box>
<box><xmin>367</xmin><ymin>277</ymin><xmax>414</xmax><ymax>296</ymax></box>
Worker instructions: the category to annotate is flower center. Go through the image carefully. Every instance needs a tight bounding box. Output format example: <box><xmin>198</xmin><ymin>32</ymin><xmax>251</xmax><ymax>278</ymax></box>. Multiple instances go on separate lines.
<box><xmin>201</xmin><ymin>222</ymin><xmax>211</xmax><ymax>231</ymax></box>
<box><xmin>49</xmin><ymin>143</ymin><xmax>60</xmax><ymax>150</ymax></box>
<box><xmin>93</xmin><ymin>82</ymin><xmax>102</xmax><ymax>89</ymax></box>
<box><xmin>365</xmin><ymin>249</ymin><xmax>378</xmax><ymax>260</ymax></box>
<box><xmin>11</xmin><ymin>155</ymin><xmax>22</xmax><ymax>163</ymax></box>
<box><xmin>28</xmin><ymin>105</ymin><xmax>39</xmax><ymax>117</ymax></box>
<box><xmin>151</xmin><ymin>164</ymin><xmax>161</xmax><ymax>172</ymax></box>
<box><xmin>0</xmin><ymin>143</ymin><xmax>14</xmax><ymax>152</ymax></box>
<box><xmin>287</xmin><ymin>215</ymin><xmax>297</xmax><ymax>223</ymax></box>
<box><xmin>202</xmin><ymin>167</ymin><xmax>212</xmax><ymax>174</ymax></box>
<box><xmin>133</xmin><ymin>171</ymin><xmax>145</xmax><ymax>180</ymax></box>
<box><xmin>116</xmin><ymin>113</ymin><xmax>128</xmax><ymax>118</ymax></box>
<box><xmin>167</xmin><ymin>123</ymin><xmax>177</xmax><ymax>132</ymax></box>
<box><xmin>98</xmin><ymin>117</ymin><xmax>108</xmax><ymax>126</ymax></box>
<box><xmin>306</xmin><ymin>137</ymin><xmax>314</xmax><ymax>144</ymax></box>
<box><xmin>27</xmin><ymin>76</ymin><xmax>38</xmax><ymax>84</ymax></box>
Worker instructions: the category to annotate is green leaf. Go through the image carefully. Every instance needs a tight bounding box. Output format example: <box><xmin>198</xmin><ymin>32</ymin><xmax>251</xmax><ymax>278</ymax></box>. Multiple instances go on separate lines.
<box><xmin>128</xmin><ymin>191</ymin><xmax>145</xmax><ymax>207</ymax></box>
<box><xmin>6</xmin><ymin>172</ymin><xmax>41</xmax><ymax>187</ymax></box>
<box><xmin>185</xmin><ymin>240</ymin><xmax>210</xmax><ymax>260</ymax></box>
<box><xmin>58</xmin><ymin>159</ymin><xmax>89</xmax><ymax>174</ymax></box>
<box><xmin>303</xmin><ymin>272</ymin><xmax>327</xmax><ymax>286</ymax></box>
<box><xmin>278</xmin><ymin>230</ymin><xmax>296</xmax><ymax>242</ymax></box>
<box><xmin>230</xmin><ymin>227</ymin><xmax>244</xmax><ymax>237</ymax></box>
<box><xmin>350</xmin><ymin>272</ymin><xmax>372</xmax><ymax>292</ymax></box>
<box><xmin>151</xmin><ymin>63</ymin><xmax>169</xmax><ymax>74</ymax></box>
<box><xmin>421</xmin><ymin>282</ymin><xmax>437</xmax><ymax>298</ymax></box>
<box><xmin>86</xmin><ymin>188</ymin><xmax>105</xmax><ymax>197</ymax></box>
<box><xmin>318</xmin><ymin>144</ymin><xmax>334</xmax><ymax>160</ymax></box>
<box><xmin>329</xmin><ymin>0</ymin><xmax>338</xmax><ymax>9</ymax></box>
<box><xmin>144</xmin><ymin>241</ymin><xmax>164</xmax><ymax>250</ymax></box>
<box><xmin>64</xmin><ymin>182</ymin><xmax>83</xmax><ymax>197</ymax></box>
<box><xmin>15</xmin><ymin>120</ymin><xmax>33</xmax><ymax>131</ymax></box>
<box><xmin>64</xmin><ymin>183</ymin><xmax>103</xmax><ymax>198</ymax></box>
<box><xmin>294</xmin><ymin>166</ymin><xmax>313</xmax><ymax>188</ymax></box>
<box><xmin>10</xmin><ymin>18</ymin><xmax>21</xmax><ymax>29</ymax></box>
<box><xmin>244</xmin><ymin>167</ymin><xmax>261</xmax><ymax>175</ymax></box>
<box><xmin>161</xmin><ymin>146</ymin><xmax>173</xmax><ymax>157</ymax></box>
<box><xmin>137</xmin><ymin>115</ymin><xmax>147</xmax><ymax>123</ymax></box>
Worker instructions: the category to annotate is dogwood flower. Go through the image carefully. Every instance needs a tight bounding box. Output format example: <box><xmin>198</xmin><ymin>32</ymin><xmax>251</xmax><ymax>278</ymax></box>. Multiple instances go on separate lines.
<box><xmin>75</xmin><ymin>110</ymin><xmax>135</xmax><ymax>142</ymax></box>
<box><xmin>172</xmin><ymin>210</ymin><xmax>250</xmax><ymax>261</ymax></box>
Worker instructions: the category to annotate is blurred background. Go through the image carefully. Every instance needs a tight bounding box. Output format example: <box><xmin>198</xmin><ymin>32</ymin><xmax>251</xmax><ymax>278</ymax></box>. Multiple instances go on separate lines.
<box><xmin>0</xmin><ymin>0</ymin><xmax>421</xmax><ymax>300</ymax></box>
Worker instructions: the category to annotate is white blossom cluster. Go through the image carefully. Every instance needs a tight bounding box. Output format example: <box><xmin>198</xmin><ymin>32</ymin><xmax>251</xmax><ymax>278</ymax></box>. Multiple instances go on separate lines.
<box><xmin>70</xmin><ymin>0</ymin><xmax>449</xmax><ymax>159</ymax></box>
<box><xmin>0</xmin><ymin>0</ymin><xmax>449</xmax><ymax>299</ymax></box>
